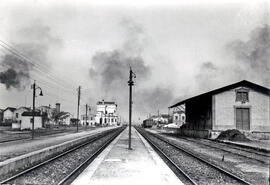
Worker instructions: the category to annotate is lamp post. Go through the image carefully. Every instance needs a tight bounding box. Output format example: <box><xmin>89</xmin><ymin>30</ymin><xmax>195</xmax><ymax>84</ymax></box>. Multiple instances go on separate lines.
<box><xmin>32</xmin><ymin>81</ymin><xmax>43</xmax><ymax>139</ymax></box>
<box><xmin>128</xmin><ymin>67</ymin><xmax>136</xmax><ymax>150</ymax></box>
<box><xmin>105</xmin><ymin>105</ymin><xmax>108</xmax><ymax>126</ymax></box>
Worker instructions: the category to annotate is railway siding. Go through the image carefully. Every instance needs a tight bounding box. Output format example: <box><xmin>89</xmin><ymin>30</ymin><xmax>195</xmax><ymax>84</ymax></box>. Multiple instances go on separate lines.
<box><xmin>146</xmin><ymin>129</ymin><xmax>269</xmax><ymax>185</ymax></box>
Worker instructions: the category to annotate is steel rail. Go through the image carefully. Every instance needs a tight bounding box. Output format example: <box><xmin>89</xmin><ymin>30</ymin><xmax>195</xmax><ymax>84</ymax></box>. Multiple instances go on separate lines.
<box><xmin>57</xmin><ymin>127</ymin><xmax>124</xmax><ymax>185</ymax></box>
<box><xmin>180</xmin><ymin>137</ymin><xmax>269</xmax><ymax>164</ymax></box>
<box><xmin>136</xmin><ymin>127</ymin><xmax>197</xmax><ymax>185</ymax></box>
<box><xmin>0</xmin><ymin>127</ymin><xmax>123</xmax><ymax>184</ymax></box>
<box><xmin>136</xmin><ymin>127</ymin><xmax>252</xmax><ymax>185</ymax></box>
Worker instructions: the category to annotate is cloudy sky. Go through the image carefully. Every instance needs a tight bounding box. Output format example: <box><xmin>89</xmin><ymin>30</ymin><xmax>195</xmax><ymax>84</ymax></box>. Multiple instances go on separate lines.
<box><xmin>0</xmin><ymin>0</ymin><xmax>269</xmax><ymax>121</ymax></box>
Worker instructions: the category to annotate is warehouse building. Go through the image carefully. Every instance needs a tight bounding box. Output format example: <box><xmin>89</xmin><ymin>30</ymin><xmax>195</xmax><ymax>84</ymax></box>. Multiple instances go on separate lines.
<box><xmin>169</xmin><ymin>80</ymin><xmax>270</xmax><ymax>138</ymax></box>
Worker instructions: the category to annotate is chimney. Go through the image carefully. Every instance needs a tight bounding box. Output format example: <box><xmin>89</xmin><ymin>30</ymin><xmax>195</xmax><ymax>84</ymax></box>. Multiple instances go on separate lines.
<box><xmin>56</xmin><ymin>103</ymin><xmax>60</xmax><ymax>114</ymax></box>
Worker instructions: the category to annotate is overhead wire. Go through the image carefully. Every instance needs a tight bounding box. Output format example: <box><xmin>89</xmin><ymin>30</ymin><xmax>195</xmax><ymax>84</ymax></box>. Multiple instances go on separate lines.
<box><xmin>0</xmin><ymin>39</ymin><xmax>78</xmax><ymax>90</ymax></box>
<box><xmin>0</xmin><ymin>39</ymin><xmax>83</xmax><ymax>111</ymax></box>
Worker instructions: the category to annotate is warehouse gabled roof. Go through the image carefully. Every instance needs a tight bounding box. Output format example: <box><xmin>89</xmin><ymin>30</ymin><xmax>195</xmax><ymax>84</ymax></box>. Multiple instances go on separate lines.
<box><xmin>169</xmin><ymin>80</ymin><xmax>270</xmax><ymax>108</ymax></box>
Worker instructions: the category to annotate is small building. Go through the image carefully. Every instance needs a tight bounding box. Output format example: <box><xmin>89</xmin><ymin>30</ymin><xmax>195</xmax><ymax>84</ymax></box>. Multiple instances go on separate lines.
<box><xmin>169</xmin><ymin>80</ymin><xmax>270</xmax><ymax>138</ymax></box>
<box><xmin>20</xmin><ymin>111</ymin><xmax>45</xmax><ymax>130</ymax></box>
<box><xmin>95</xmin><ymin>100</ymin><xmax>118</xmax><ymax>126</ymax></box>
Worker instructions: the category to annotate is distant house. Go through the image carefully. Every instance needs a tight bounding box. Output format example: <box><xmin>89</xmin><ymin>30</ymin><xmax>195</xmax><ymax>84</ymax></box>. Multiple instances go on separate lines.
<box><xmin>152</xmin><ymin>114</ymin><xmax>171</xmax><ymax>125</ymax></box>
<box><xmin>0</xmin><ymin>109</ymin><xmax>4</xmax><ymax>123</ymax></box>
<box><xmin>37</xmin><ymin>105</ymin><xmax>55</xmax><ymax>121</ymax></box>
<box><xmin>169</xmin><ymin>80</ymin><xmax>270</xmax><ymax>138</ymax></box>
<box><xmin>81</xmin><ymin>113</ymin><xmax>95</xmax><ymax>126</ymax></box>
<box><xmin>2</xmin><ymin>107</ymin><xmax>16</xmax><ymax>125</ymax></box>
<box><xmin>57</xmin><ymin>112</ymin><xmax>72</xmax><ymax>125</ymax></box>
<box><xmin>172</xmin><ymin>110</ymin><xmax>185</xmax><ymax>127</ymax></box>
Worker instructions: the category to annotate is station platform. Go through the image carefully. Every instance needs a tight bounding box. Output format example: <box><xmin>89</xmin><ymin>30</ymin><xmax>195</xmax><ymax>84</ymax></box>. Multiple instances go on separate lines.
<box><xmin>0</xmin><ymin>127</ymin><xmax>115</xmax><ymax>162</ymax></box>
<box><xmin>72</xmin><ymin>126</ymin><xmax>183</xmax><ymax>185</ymax></box>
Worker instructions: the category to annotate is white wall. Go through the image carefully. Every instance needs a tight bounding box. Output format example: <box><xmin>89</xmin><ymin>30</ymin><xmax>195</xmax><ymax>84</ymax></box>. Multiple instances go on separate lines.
<box><xmin>21</xmin><ymin>116</ymin><xmax>43</xmax><ymax>130</ymax></box>
<box><xmin>3</xmin><ymin>110</ymin><xmax>14</xmax><ymax>120</ymax></box>
<box><xmin>14</xmin><ymin>108</ymin><xmax>28</xmax><ymax>123</ymax></box>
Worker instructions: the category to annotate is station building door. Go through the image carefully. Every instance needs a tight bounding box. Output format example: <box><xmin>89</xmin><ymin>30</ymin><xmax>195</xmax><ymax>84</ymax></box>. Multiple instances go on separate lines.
<box><xmin>236</xmin><ymin>108</ymin><xmax>250</xmax><ymax>130</ymax></box>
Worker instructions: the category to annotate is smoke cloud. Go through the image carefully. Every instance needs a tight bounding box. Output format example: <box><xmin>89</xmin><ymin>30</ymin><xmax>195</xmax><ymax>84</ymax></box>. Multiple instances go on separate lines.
<box><xmin>89</xmin><ymin>18</ymin><xmax>174</xmax><ymax>119</ymax></box>
<box><xmin>135</xmin><ymin>87</ymin><xmax>174</xmax><ymax>115</ymax></box>
<box><xmin>228</xmin><ymin>24</ymin><xmax>270</xmax><ymax>85</ymax></box>
<box><xmin>0</xmin><ymin>20</ymin><xmax>62</xmax><ymax>90</ymax></box>
<box><xmin>0</xmin><ymin>54</ymin><xmax>32</xmax><ymax>90</ymax></box>
<box><xmin>195</xmin><ymin>24</ymin><xmax>270</xmax><ymax>94</ymax></box>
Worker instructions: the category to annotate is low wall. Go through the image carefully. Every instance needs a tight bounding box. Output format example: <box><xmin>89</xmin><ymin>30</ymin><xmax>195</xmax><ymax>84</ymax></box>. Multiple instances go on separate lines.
<box><xmin>244</xmin><ymin>131</ymin><xmax>270</xmax><ymax>140</ymax></box>
<box><xmin>179</xmin><ymin>129</ymin><xmax>210</xmax><ymax>138</ymax></box>
<box><xmin>0</xmin><ymin>129</ymin><xmax>114</xmax><ymax>180</ymax></box>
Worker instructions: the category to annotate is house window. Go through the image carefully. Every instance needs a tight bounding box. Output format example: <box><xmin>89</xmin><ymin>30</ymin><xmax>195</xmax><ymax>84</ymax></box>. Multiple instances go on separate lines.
<box><xmin>182</xmin><ymin>115</ymin><xmax>185</xmax><ymax>121</ymax></box>
<box><xmin>16</xmin><ymin>113</ymin><xmax>19</xmax><ymax>118</ymax></box>
<box><xmin>175</xmin><ymin>116</ymin><xmax>178</xmax><ymax>120</ymax></box>
<box><xmin>236</xmin><ymin>90</ymin><xmax>249</xmax><ymax>103</ymax></box>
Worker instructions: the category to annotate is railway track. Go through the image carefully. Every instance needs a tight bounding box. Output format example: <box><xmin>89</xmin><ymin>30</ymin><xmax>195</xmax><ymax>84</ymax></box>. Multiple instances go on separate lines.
<box><xmin>178</xmin><ymin>136</ymin><xmax>270</xmax><ymax>164</ymax></box>
<box><xmin>1</xmin><ymin>127</ymin><xmax>125</xmax><ymax>185</ymax></box>
<box><xmin>136</xmin><ymin>127</ymin><xmax>251</xmax><ymax>185</ymax></box>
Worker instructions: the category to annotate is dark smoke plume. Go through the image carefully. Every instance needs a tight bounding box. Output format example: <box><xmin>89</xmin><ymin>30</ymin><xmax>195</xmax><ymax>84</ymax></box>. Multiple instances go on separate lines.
<box><xmin>228</xmin><ymin>24</ymin><xmax>270</xmax><ymax>85</ymax></box>
<box><xmin>135</xmin><ymin>87</ymin><xmax>174</xmax><ymax>115</ymax></box>
<box><xmin>90</xmin><ymin>50</ymin><xmax>150</xmax><ymax>93</ymax></box>
<box><xmin>0</xmin><ymin>55</ymin><xmax>32</xmax><ymax>90</ymax></box>
<box><xmin>0</xmin><ymin>20</ymin><xmax>62</xmax><ymax>90</ymax></box>
<box><xmin>89</xmin><ymin>18</ymin><xmax>174</xmax><ymax>119</ymax></box>
<box><xmin>195</xmin><ymin>25</ymin><xmax>270</xmax><ymax>94</ymax></box>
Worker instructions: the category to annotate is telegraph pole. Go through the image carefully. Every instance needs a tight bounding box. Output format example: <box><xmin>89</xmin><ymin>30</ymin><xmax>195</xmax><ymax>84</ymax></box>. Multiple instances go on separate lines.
<box><xmin>85</xmin><ymin>104</ymin><xmax>88</xmax><ymax>127</ymax></box>
<box><xmin>128</xmin><ymin>67</ymin><xmax>136</xmax><ymax>150</ymax></box>
<box><xmin>77</xmin><ymin>86</ymin><xmax>81</xmax><ymax>132</ymax></box>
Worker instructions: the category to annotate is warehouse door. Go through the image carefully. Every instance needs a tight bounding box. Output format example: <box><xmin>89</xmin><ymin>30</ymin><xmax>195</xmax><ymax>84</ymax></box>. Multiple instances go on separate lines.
<box><xmin>236</xmin><ymin>108</ymin><xmax>250</xmax><ymax>130</ymax></box>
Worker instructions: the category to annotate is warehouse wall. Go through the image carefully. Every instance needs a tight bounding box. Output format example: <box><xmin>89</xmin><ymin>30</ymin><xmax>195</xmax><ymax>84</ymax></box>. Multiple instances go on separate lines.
<box><xmin>213</xmin><ymin>87</ymin><xmax>270</xmax><ymax>132</ymax></box>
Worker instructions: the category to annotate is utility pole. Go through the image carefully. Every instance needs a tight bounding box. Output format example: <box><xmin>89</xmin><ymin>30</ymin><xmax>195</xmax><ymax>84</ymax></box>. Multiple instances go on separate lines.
<box><xmin>85</xmin><ymin>104</ymin><xmax>88</xmax><ymax>127</ymax></box>
<box><xmin>77</xmin><ymin>86</ymin><xmax>81</xmax><ymax>132</ymax></box>
<box><xmin>128</xmin><ymin>67</ymin><xmax>136</xmax><ymax>150</ymax></box>
<box><xmin>32</xmin><ymin>82</ymin><xmax>36</xmax><ymax>139</ymax></box>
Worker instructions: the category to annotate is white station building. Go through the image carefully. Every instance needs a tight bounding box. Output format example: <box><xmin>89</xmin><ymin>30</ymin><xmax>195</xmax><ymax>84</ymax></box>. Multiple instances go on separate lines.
<box><xmin>95</xmin><ymin>100</ymin><xmax>118</xmax><ymax>126</ymax></box>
